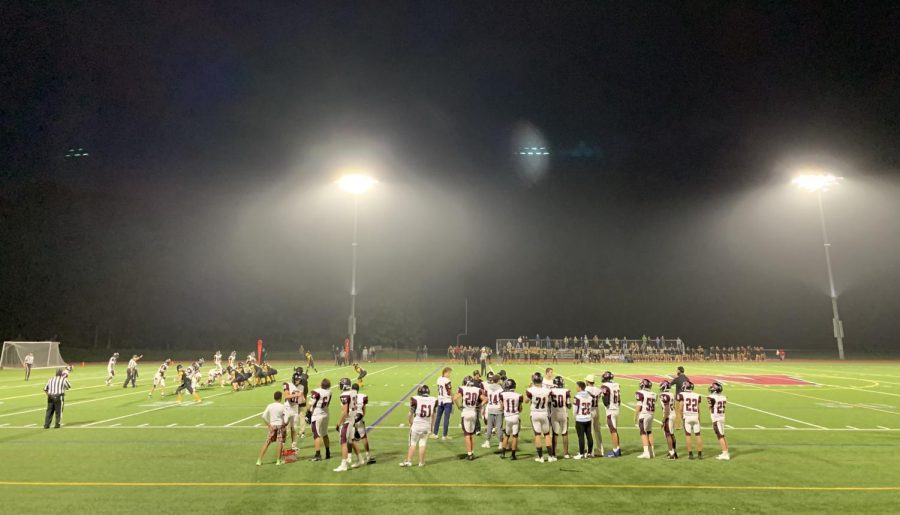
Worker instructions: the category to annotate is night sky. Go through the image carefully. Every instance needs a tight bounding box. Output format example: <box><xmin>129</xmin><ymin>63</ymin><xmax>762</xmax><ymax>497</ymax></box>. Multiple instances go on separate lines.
<box><xmin>2</xmin><ymin>2</ymin><xmax>899</xmax><ymax>355</ymax></box>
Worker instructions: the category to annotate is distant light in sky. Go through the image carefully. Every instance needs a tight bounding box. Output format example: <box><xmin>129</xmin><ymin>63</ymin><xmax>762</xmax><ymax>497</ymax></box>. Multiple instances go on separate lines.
<box><xmin>338</xmin><ymin>174</ymin><xmax>377</xmax><ymax>195</ymax></box>
<box><xmin>792</xmin><ymin>172</ymin><xmax>843</xmax><ymax>192</ymax></box>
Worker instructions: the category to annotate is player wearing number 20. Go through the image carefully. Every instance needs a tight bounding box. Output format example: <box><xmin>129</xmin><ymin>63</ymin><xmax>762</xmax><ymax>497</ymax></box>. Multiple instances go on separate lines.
<box><xmin>401</xmin><ymin>385</ymin><xmax>438</xmax><ymax>467</ymax></box>
<box><xmin>633</xmin><ymin>378</ymin><xmax>656</xmax><ymax>459</ymax></box>
<box><xmin>675</xmin><ymin>380</ymin><xmax>703</xmax><ymax>460</ymax></box>
<box><xmin>708</xmin><ymin>381</ymin><xmax>729</xmax><ymax>460</ymax></box>
<box><xmin>525</xmin><ymin>372</ymin><xmax>554</xmax><ymax>462</ymax></box>
<box><xmin>455</xmin><ymin>376</ymin><xmax>487</xmax><ymax>461</ymax></box>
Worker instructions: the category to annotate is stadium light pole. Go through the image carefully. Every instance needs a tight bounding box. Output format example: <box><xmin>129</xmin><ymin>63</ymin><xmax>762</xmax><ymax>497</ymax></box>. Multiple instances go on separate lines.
<box><xmin>338</xmin><ymin>174</ymin><xmax>377</xmax><ymax>359</ymax></box>
<box><xmin>792</xmin><ymin>172</ymin><xmax>845</xmax><ymax>360</ymax></box>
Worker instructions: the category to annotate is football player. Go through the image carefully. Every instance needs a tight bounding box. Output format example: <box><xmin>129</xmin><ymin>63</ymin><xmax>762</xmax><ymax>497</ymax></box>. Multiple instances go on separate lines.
<box><xmin>633</xmin><ymin>378</ymin><xmax>656</xmax><ymax>459</ymax></box>
<box><xmin>148</xmin><ymin>359</ymin><xmax>171</xmax><ymax>397</ymax></box>
<box><xmin>584</xmin><ymin>374</ymin><xmax>605</xmax><ymax>456</ymax></box>
<box><xmin>481</xmin><ymin>372</ymin><xmax>504</xmax><ymax>449</ymax></box>
<box><xmin>708</xmin><ymin>381</ymin><xmax>729</xmax><ymax>460</ymax></box>
<box><xmin>353</xmin><ymin>363</ymin><xmax>367</xmax><ymax>387</ymax></box>
<box><xmin>174</xmin><ymin>364</ymin><xmax>202</xmax><ymax>403</ymax></box>
<box><xmin>283</xmin><ymin>378</ymin><xmax>304</xmax><ymax>452</ymax></box>
<box><xmin>675</xmin><ymin>380</ymin><xmax>703</xmax><ymax>459</ymax></box>
<box><xmin>333</xmin><ymin>378</ymin><xmax>361</xmax><ymax>472</ymax></box>
<box><xmin>659</xmin><ymin>380</ymin><xmax>678</xmax><ymax>459</ymax></box>
<box><xmin>432</xmin><ymin>367</ymin><xmax>453</xmax><ymax>440</ymax></box>
<box><xmin>352</xmin><ymin>383</ymin><xmax>374</xmax><ymax>464</ymax></box>
<box><xmin>525</xmin><ymin>372</ymin><xmax>553</xmax><ymax>462</ymax></box>
<box><xmin>600</xmin><ymin>371</ymin><xmax>622</xmax><ymax>457</ymax></box>
<box><xmin>499</xmin><ymin>378</ymin><xmax>522</xmax><ymax>460</ymax></box>
<box><xmin>305</xmin><ymin>351</ymin><xmax>318</xmax><ymax>373</ymax></box>
<box><xmin>454</xmin><ymin>375</ymin><xmax>486</xmax><ymax>460</ymax></box>
<box><xmin>402</xmin><ymin>384</ymin><xmax>438</xmax><ymax>467</ymax></box>
<box><xmin>572</xmin><ymin>381</ymin><xmax>594</xmax><ymax>459</ymax></box>
<box><xmin>306</xmin><ymin>378</ymin><xmax>332</xmax><ymax>461</ymax></box>
<box><xmin>228</xmin><ymin>351</ymin><xmax>237</xmax><ymax>369</ymax></box>
<box><xmin>293</xmin><ymin>367</ymin><xmax>310</xmax><ymax>438</ymax></box>
<box><xmin>549</xmin><ymin>375</ymin><xmax>572</xmax><ymax>459</ymax></box>
<box><xmin>105</xmin><ymin>352</ymin><xmax>119</xmax><ymax>386</ymax></box>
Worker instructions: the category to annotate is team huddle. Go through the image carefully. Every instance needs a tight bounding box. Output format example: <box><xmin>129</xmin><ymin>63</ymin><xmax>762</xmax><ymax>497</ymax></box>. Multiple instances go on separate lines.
<box><xmin>401</xmin><ymin>366</ymin><xmax>730</xmax><ymax>467</ymax></box>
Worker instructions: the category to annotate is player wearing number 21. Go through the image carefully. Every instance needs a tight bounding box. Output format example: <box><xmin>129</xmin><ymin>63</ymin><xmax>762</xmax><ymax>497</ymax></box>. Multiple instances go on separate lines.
<box><xmin>401</xmin><ymin>385</ymin><xmax>438</xmax><ymax>467</ymax></box>
<box><xmin>454</xmin><ymin>376</ymin><xmax>487</xmax><ymax>461</ymax></box>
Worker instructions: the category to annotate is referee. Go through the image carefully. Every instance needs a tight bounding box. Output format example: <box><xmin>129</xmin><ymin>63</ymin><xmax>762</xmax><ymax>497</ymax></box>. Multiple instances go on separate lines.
<box><xmin>43</xmin><ymin>369</ymin><xmax>70</xmax><ymax>429</ymax></box>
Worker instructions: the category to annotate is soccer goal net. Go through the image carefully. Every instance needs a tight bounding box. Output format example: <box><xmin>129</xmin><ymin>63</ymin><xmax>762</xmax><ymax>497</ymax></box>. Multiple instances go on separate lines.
<box><xmin>0</xmin><ymin>341</ymin><xmax>67</xmax><ymax>369</ymax></box>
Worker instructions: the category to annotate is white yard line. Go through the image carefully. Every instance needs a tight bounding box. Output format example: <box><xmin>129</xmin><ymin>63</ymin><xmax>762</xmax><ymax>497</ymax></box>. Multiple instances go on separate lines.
<box><xmin>80</xmin><ymin>391</ymin><xmax>230</xmax><ymax>427</ymax></box>
<box><xmin>785</xmin><ymin>425</ymin><xmax>796</xmax><ymax>429</ymax></box>
<box><xmin>0</xmin><ymin>389</ymin><xmax>149</xmax><ymax>418</ymax></box>
<box><xmin>224</xmin><ymin>412</ymin><xmax>262</xmax><ymax>427</ymax></box>
<box><xmin>0</xmin><ymin>383</ymin><xmax>108</xmax><ymax>401</ymax></box>
<box><xmin>725</xmin><ymin>400</ymin><xmax>826</xmax><ymax>429</ymax></box>
<box><xmin>846</xmin><ymin>425</ymin><xmax>858</xmax><ymax>429</ymax></box>
<box><xmin>755</xmin><ymin>424</ymin><xmax>766</xmax><ymax>429</ymax></box>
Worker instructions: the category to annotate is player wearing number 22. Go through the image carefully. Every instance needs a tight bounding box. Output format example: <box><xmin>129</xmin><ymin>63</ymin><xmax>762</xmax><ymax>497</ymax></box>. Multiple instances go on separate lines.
<box><xmin>454</xmin><ymin>376</ymin><xmax>487</xmax><ymax>461</ymax></box>
<box><xmin>525</xmin><ymin>372</ymin><xmax>554</xmax><ymax>462</ymax></box>
<box><xmin>675</xmin><ymin>380</ymin><xmax>703</xmax><ymax>460</ymax></box>
<box><xmin>401</xmin><ymin>385</ymin><xmax>438</xmax><ymax>467</ymax></box>
<box><xmin>600</xmin><ymin>371</ymin><xmax>622</xmax><ymax>457</ymax></box>
<box><xmin>633</xmin><ymin>378</ymin><xmax>656</xmax><ymax>459</ymax></box>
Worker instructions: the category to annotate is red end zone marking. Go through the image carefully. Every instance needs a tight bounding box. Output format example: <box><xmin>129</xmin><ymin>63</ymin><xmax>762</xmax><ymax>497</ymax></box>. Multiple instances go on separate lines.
<box><xmin>619</xmin><ymin>374</ymin><xmax>814</xmax><ymax>386</ymax></box>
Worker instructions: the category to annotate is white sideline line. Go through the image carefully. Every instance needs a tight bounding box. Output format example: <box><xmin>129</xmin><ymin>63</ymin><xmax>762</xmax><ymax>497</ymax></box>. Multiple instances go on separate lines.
<box><xmin>846</xmin><ymin>425</ymin><xmax>858</xmax><ymax>429</ymax></box>
<box><xmin>728</xmin><ymin>400</ymin><xmax>826</xmax><ymax>429</ymax></box>
<box><xmin>785</xmin><ymin>425</ymin><xmax>796</xmax><ymax>429</ymax></box>
<box><xmin>755</xmin><ymin>425</ymin><xmax>765</xmax><ymax>429</ymax></box>
<box><xmin>878</xmin><ymin>425</ymin><xmax>890</xmax><ymax>429</ymax></box>
<box><xmin>0</xmin><ymin>389</ymin><xmax>149</xmax><ymax>419</ymax></box>
<box><xmin>195</xmin><ymin>423</ymin><xmax>204</xmax><ymax>427</ymax></box>
<box><xmin>224</xmin><ymin>412</ymin><xmax>262</xmax><ymax>427</ymax></box>
<box><xmin>80</xmin><ymin>391</ymin><xmax>230</xmax><ymax>427</ymax></box>
<box><xmin>138</xmin><ymin>423</ymin><xmax>148</xmax><ymax>427</ymax></box>
<box><xmin>0</xmin><ymin>424</ymin><xmax>896</xmax><ymax>431</ymax></box>
<box><xmin>725</xmin><ymin>424</ymin><xmax>734</xmax><ymax>429</ymax></box>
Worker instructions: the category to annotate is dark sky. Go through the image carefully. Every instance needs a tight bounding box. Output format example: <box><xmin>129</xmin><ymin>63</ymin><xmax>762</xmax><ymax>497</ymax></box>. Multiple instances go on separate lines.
<box><xmin>2</xmin><ymin>2</ymin><xmax>899</xmax><ymax>354</ymax></box>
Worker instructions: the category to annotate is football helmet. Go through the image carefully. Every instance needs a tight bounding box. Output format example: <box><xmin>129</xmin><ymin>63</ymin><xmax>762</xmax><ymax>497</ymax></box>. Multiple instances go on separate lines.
<box><xmin>682</xmin><ymin>380</ymin><xmax>695</xmax><ymax>392</ymax></box>
<box><xmin>639</xmin><ymin>378</ymin><xmax>652</xmax><ymax>391</ymax></box>
<box><xmin>504</xmin><ymin>378</ymin><xmax>517</xmax><ymax>391</ymax></box>
<box><xmin>531</xmin><ymin>372</ymin><xmax>543</xmax><ymax>385</ymax></box>
<box><xmin>486</xmin><ymin>372</ymin><xmax>495</xmax><ymax>382</ymax></box>
<box><xmin>709</xmin><ymin>381</ymin><xmax>724</xmax><ymax>394</ymax></box>
<box><xmin>418</xmin><ymin>384</ymin><xmax>430</xmax><ymax>396</ymax></box>
<box><xmin>659</xmin><ymin>380</ymin><xmax>671</xmax><ymax>392</ymax></box>
<box><xmin>338</xmin><ymin>377</ymin><xmax>352</xmax><ymax>391</ymax></box>
<box><xmin>499</xmin><ymin>369</ymin><xmax>507</xmax><ymax>379</ymax></box>
<box><xmin>462</xmin><ymin>375</ymin><xmax>475</xmax><ymax>387</ymax></box>
<box><xmin>113</xmin><ymin>352</ymin><xmax>120</xmax><ymax>357</ymax></box>
<box><xmin>602</xmin><ymin>371</ymin><xmax>614</xmax><ymax>382</ymax></box>
<box><xmin>552</xmin><ymin>376</ymin><xmax>564</xmax><ymax>388</ymax></box>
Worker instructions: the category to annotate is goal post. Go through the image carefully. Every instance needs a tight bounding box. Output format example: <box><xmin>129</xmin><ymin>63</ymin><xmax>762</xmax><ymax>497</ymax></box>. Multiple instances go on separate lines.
<box><xmin>0</xmin><ymin>341</ymin><xmax>68</xmax><ymax>369</ymax></box>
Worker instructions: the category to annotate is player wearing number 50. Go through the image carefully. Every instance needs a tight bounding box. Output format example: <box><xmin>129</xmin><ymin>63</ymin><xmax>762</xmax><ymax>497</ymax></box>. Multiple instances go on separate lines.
<box><xmin>708</xmin><ymin>381</ymin><xmax>730</xmax><ymax>460</ymax></box>
<box><xmin>633</xmin><ymin>379</ymin><xmax>656</xmax><ymax>459</ymax></box>
<box><xmin>401</xmin><ymin>385</ymin><xmax>438</xmax><ymax>467</ymax></box>
<box><xmin>454</xmin><ymin>375</ymin><xmax>487</xmax><ymax>461</ymax></box>
<box><xmin>675</xmin><ymin>380</ymin><xmax>703</xmax><ymax>460</ymax></box>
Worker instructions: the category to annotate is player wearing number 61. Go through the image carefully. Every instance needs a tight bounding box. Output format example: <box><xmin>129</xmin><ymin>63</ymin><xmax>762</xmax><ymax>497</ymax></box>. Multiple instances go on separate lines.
<box><xmin>401</xmin><ymin>385</ymin><xmax>438</xmax><ymax>467</ymax></box>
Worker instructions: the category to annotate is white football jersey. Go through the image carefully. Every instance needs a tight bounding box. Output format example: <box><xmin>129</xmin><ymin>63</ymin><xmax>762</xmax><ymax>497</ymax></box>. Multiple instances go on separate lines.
<box><xmin>708</xmin><ymin>393</ymin><xmax>727</xmax><ymax>422</ymax></box>
<box><xmin>659</xmin><ymin>391</ymin><xmax>675</xmax><ymax>418</ymax></box>
<box><xmin>339</xmin><ymin>390</ymin><xmax>358</xmax><ymax>423</ymax></box>
<box><xmin>356</xmin><ymin>393</ymin><xmax>368</xmax><ymax>416</ymax></box>
<box><xmin>600</xmin><ymin>382</ymin><xmax>621</xmax><ymax>413</ymax></box>
<box><xmin>457</xmin><ymin>385</ymin><xmax>482</xmax><ymax>414</ymax></box>
<box><xmin>501</xmin><ymin>391</ymin><xmax>523</xmax><ymax>417</ymax></box>
<box><xmin>549</xmin><ymin>387</ymin><xmax>571</xmax><ymax>415</ymax></box>
<box><xmin>484</xmin><ymin>382</ymin><xmax>503</xmax><ymax>415</ymax></box>
<box><xmin>309</xmin><ymin>388</ymin><xmax>332</xmax><ymax>419</ymax></box>
<box><xmin>677</xmin><ymin>391</ymin><xmax>702</xmax><ymax>418</ymax></box>
<box><xmin>635</xmin><ymin>390</ymin><xmax>656</xmax><ymax>416</ymax></box>
<box><xmin>107</xmin><ymin>357</ymin><xmax>117</xmax><ymax>369</ymax></box>
<box><xmin>573</xmin><ymin>391</ymin><xmax>593</xmax><ymax>422</ymax></box>
<box><xmin>283</xmin><ymin>382</ymin><xmax>301</xmax><ymax>408</ymax></box>
<box><xmin>526</xmin><ymin>385</ymin><xmax>551</xmax><ymax>416</ymax></box>
<box><xmin>436</xmin><ymin>376</ymin><xmax>453</xmax><ymax>404</ymax></box>
<box><xmin>410</xmin><ymin>395</ymin><xmax>437</xmax><ymax>430</ymax></box>
<box><xmin>585</xmin><ymin>385</ymin><xmax>602</xmax><ymax>412</ymax></box>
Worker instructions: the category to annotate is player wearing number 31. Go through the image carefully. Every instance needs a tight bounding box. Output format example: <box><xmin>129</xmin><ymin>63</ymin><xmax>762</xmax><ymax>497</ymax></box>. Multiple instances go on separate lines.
<box><xmin>633</xmin><ymin>379</ymin><xmax>656</xmax><ymax>459</ymax></box>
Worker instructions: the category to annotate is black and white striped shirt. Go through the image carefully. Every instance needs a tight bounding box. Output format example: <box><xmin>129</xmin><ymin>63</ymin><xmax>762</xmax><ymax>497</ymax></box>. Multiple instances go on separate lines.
<box><xmin>44</xmin><ymin>376</ymin><xmax>70</xmax><ymax>396</ymax></box>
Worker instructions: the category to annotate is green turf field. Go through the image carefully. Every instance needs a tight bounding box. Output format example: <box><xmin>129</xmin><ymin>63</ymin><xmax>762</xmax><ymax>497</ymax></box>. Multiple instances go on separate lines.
<box><xmin>1</xmin><ymin>360</ymin><xmax>899</xmax><ymax>514</ymax></box>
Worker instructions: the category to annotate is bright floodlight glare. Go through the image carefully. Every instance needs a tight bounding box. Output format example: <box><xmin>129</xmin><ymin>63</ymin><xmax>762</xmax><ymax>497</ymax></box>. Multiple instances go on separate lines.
<box><xmin>791</xmin><ymin>173</ymin><xmax>843</xmax><ymax>192</ymax></box>
<box><xmin>338</xmin><ymin>174</ymin><xmax>377</xmax><ymax>195</ymax></box>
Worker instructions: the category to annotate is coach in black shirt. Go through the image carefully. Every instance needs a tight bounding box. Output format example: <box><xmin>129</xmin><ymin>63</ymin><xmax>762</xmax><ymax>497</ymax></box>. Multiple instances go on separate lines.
<box><xmin>672</xmin><ymin>366</ymin><xmax>690</xmax><ymax>394</ymax></box>
<box><xmin>44</xmin><ymin>369</ymin><xmax>70</xmax><ymax>429</ymax></box>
